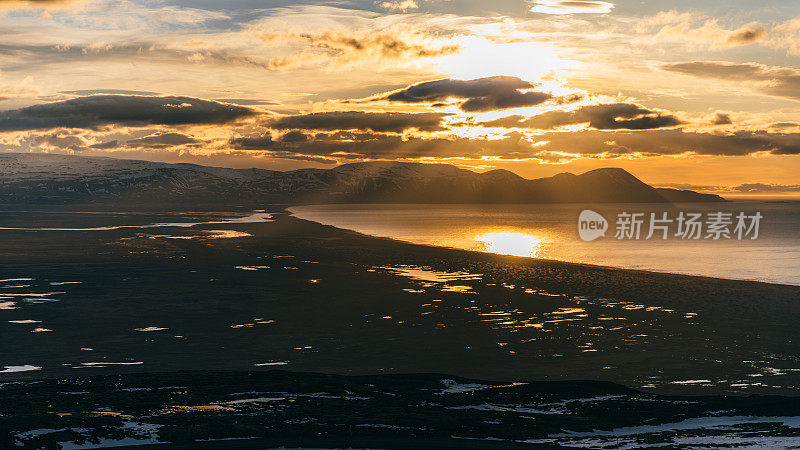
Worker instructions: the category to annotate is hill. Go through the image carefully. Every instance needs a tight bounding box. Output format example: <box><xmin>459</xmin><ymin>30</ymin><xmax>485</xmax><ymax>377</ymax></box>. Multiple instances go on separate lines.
<box><xmin>0</xmin><ymin>153</ymin><xmax>725</xmax><ymax>206</ymax></box>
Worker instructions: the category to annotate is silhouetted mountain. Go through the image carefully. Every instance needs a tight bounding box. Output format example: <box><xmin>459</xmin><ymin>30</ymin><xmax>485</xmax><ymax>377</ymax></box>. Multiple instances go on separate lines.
<box><xmin>655</xmin><ymin>187</ymin><xmax>727</xmax><ymax>203</ymax></box>
<box><xmin>0</xmin><ymin>153</ymin><xmax>726</xmax><ymax>206</ymax></box>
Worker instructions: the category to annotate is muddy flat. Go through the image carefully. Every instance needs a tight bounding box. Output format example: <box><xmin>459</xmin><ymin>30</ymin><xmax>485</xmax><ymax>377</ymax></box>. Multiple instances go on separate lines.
<box><xmin>2</xmin><ymin>208</ymin><xmax>800</xmax><ymax>447</ymax></box>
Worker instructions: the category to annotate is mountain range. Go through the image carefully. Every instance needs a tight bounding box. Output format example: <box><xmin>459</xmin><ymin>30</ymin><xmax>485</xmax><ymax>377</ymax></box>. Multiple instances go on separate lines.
<box><xmin>0</xmin><ymin>153</ymin><xmax>725</xmax><ymax>206</ymax></box>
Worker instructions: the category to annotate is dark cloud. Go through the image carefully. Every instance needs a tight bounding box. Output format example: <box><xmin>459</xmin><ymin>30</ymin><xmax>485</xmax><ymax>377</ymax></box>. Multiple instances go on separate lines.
<box><xmin>230</xmin><ymin>129</ymin><xmax>537</xmax><ymax>160</ymax></box>
<box><xmin>655</xmin><ymin>181</ymin><xmax>800</xmax><ymax>194</ymax></box>
<box><xmin>712</xmin><ymin>113</ymin><xmax>732</xmax><ymax>125</ymax></box>
<box><xmin>657</xmin><ymin>182</ymin><xmax>726</xmax><ymax>192</ymax></box>
<box><xmin>211</xmin><ymin>126</ymin><xmax>800</xmax><ymax>163</ymax></box>
<box><xmin>26</xmin><ymin>131</ymin><xmax>88</xmax><ymax>150</ymax></box>
<box><xmin>726</xmin><ymin>24</ymin><xmax>767</xmax><ymax>45</ymax></box>
<box><xmin>483</xmin><ymin>103</ymin><xmax>683</xmax><ymax>130</ymax></box>
<box><xmin>89</xmin><ymin>140</ymin><xmax>119</xmax><ymax>150</ymax></box>
<box><xmin>230</xmin><ymin>126</ymin><xmax>800</xmax><ymax>160</ymax></box>
<box><xmin>534</xmin><ymin>129</ymin><xmax>800</xmax><ymax>156</ymax></box>
<box><xmin>732</xmin><ymin>183</ymin><xmax>800</xmax><ymax>193</ymax></box>
<box><xmin>124</xmin><ymin>132</ymin><xmax>198</xmax><ymax>148</ymax></box>
<box><xmin>382</xmin><ymin>76</ymin><xmax>554</xmax><ymax>112</ymax></box>
<box><xmin>268</xmin><ymin>111</ymin><xmax>449</xmax><ymax>133</ymax></box>
<box><xmin>88</xmin><ymin>132</ymin><xmax>199</xmax><ymax>150</ymax></box>
<box><xmin>662</xmin><ymin>61</ymin><xmax>800</xmax><ymax>101</ymax></box>
<box><xmin>213</xmin><ymin>98</ymin><xmax>280</xmax><ymax>106</ymax></box>
<box><xmin>0</xmin><ymin>95</ymin><xmax>257</xmax><ymax>131</ymax></box>
<box><xmin>61</xmin><ymin>89</ymin><xmax>160</xmax><ymax>96</ymax></box>
<box><xmin>279</xmin><ymin>130</ymin><xmax>309</xmax><ymax>142</ymax></box>
<box><xmin>769</xmin><ymin>122</ymin><xmax>800</xmax><ymax>130</ymax></box>
<box><xmin>229</xmin><ymin>130</ymin><xmax>310</xmax><ymax>149</ymax></box>
<box><xmin>229</xmin><ymin>133</ymin><xmax>274</xmax><ymax>150</ymax></box>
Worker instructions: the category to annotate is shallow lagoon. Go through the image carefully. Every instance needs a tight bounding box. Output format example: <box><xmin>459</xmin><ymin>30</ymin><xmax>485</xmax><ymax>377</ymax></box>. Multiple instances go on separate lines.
<box><xmin>291</xmin><ymin>202</ymin><xmax>800</xmax><ymax>285</ymax></box>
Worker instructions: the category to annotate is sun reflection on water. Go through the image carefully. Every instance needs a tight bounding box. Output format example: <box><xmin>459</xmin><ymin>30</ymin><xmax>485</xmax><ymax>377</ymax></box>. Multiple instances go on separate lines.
<box><xmin>474</xmin><ymin>231</ymin><xmax>548</xmax><ymax>258</ymax></box>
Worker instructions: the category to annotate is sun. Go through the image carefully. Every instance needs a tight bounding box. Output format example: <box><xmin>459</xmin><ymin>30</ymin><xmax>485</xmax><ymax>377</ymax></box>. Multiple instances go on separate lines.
<box><xmin>475</xmin><ymin>231</ymin><xmax>548</xmax><ymax>258</ymax></box>
<box><xmin>434</xmin><ymin>35</ymin><xmax>576</xmax><ymax>81</ymax></box>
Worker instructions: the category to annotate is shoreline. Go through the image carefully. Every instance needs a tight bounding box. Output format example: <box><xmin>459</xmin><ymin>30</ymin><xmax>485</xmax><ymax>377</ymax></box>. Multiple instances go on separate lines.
<box><xmin>285</xmin><ymin>207</ymin><xmax>800</xmax><ymax>288</ymax></box>
<box><xmin>0</xmin><ymin>202</ymin><xmax>794</xmax><ymax>288</ymax></box>
<box><xmin>1</xmin><ymin>205</ymin><xmax>793</xmax><ymax>288</ymax></box>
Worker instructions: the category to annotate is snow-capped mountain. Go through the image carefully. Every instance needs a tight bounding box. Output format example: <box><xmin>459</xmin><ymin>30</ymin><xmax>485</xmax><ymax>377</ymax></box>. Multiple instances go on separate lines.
<box><xmin>0</xmin><ymin>153</ymin><xmax>725</xmax><ymax>206</ymax></box>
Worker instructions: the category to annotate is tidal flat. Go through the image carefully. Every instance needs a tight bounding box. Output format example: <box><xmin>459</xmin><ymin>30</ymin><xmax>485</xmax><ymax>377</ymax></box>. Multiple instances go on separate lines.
<box><xmin>1</xmin><ymin>207</ymin><xmax>800</xmax><ymax>447</ymax></box>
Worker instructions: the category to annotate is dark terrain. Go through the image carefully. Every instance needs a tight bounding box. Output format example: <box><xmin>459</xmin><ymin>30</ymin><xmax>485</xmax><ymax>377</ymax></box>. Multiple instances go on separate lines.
<box><xmin>1</xmin><ymin>210</ymin><xmax>797</xmax><ymax>390</ymax></box>
<box><xmin>6</xmin><ymin>370</ymin><xmax>800</xmax><ymax>449</ymax></box>
<box><xmin>1</xmin><ymin>208</ymin><xmax>799</xmax><ymax>447</ymax></box>
<box><xmin>0</xmin><ymin>211</ymin><xmax>800</xmax><ymax>448</ymax></box>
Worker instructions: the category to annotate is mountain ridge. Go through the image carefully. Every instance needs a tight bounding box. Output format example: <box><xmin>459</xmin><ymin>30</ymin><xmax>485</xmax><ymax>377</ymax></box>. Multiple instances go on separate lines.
<box><xmin>0</xmin><ymin>153</ymin><xmax>726</xmax><ymax>206</ymax></box>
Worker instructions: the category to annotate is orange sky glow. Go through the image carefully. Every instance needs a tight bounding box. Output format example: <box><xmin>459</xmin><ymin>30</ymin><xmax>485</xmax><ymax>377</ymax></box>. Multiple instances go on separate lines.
<box><xmin>1</xmin><ymin>0</ymin><xmax>799</xmax><ymax>195</ymax></box>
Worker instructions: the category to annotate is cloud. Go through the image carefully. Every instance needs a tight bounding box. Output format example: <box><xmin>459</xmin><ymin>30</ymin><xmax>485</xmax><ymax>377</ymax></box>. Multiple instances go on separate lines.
<box><xmin>0</xmin><ymin>39</ymin><xmax>278</xmax><ymax>83</ymax></box>
<box><xmin>0</xmin><ymin>0</ymin><xmax>83</xmax><ymax>10</ymax></box>
<box><xmin>123</xmin><ymin>132</ymin><xmax>199</xmax><ymax>148</ymax></box>
<box><xmin>662</xmin><ymin>61</ymin><xmax>800</xmax><ymax>101</ymax></box>
<box><xmin>225</xmin><ymin>124</ymin><xmax>800</xmax><ymax>164</ymax></box>
<box><xmin>0</xmin><ymin>95</ymin><xmax>257</xmax><ymax>131</ymax></box>
<box><xmin>644</xmin><ymin>12</ymin><xmax>766</xmax><ymax>49</ymax></box>
<box><xmin>61</xmin><ymin>89</ymin><xmax>160</xmax><ymax>96</ymax></box>
<box><xmin>768</xmin><ymin>122</ymin><xmax>800</xmax><ymax>131</ymax></box>
<box><xmin>711</xmin><ymin>113</ymin><xmax>732</xmax><ymax>125</ymax></box>
<box><xmin>670</xmin><ymin>182</ymin><xmax>800</xmax><ymax>195</ymax></box>
<box><xmin>228</xmin><ymin>130</ymin><xmax>311</xmax><ymax>149</ymax></box>
<box><xmin>89</xmin><ymin>132</ymin><xmax>199</xmax><ymax>150</ymax></box>
<box><xmin>378</xmin><ymin>1</ymin><xmax>419</xmax><ymax>11</ymax></box>
<box><xmin>726</xmin><ymin>24</ymin><xmax>767</xmax><ymax>45</ymax></box>
<box><xmin>655</xmin><ymin>181</ymin><xmax>800</xmax><ymax>194</ymax></box>
<box><xmin>732</xmin><ymin>183</ymin><xmax>800</xmax><ymax>193</ymax></box>
<box><xmin>27</xmin><ymin>125</ymin><xmax>800</xmax><ymax>167</ymax></box>
<box><xmin>279</xmin><ymin>130</ymin><xmax>310</xmax><ymax>142</ymax></box>
<box><xmin>0</xmin><ymin>76</ymin><xmax>40</xmax><ymax>101</ymax></box>
<box><xmin>268</xmin><ymin>111</ymin><xmax>450</xmax><ymax>133</ymax></box>
<box><xmin>766</xmin><ymin>17</ymin><xmax>800</xmax><ymax>56</ymax></box>
<box><xmin>380</xmin><ymin>76</ymin><xmax>554</xmax><ymax>112</ymax></box>
<box><xmin>25</xmin><ymin>130</ymin><xmax>90</xmax><ymax>151</ymax></box>
<box><xmin>229</xmin><ymin>133</ymin><xmax>274</xmax><ymax>150</ymax></box>
<box><xmin>482</xmin><ymin>103</ymin><xmax>683</xmax><ymax>130</ymax></box>
<box><xmin>213</xmin><ymin>98</ymin><xmax>280</xmax><ymax>106</ymax></box>
<box><xmin>260</xmin><ymin>29</ymin><xmax>460</xmax><ymax>70</ymax></box>
<box><xmin>229</xmin><ymin>129</ymin><xmax>541</xmax><ymax>161</ymax></box>
<box><xmin>529</xmin><ymin>1</ymin><xmax>614</xmax><ymax>15</ymax></box>
<box><xmin>533</xmin><ymin>129</ymin><xmax>800</xmax><ymax>157</ymax></box>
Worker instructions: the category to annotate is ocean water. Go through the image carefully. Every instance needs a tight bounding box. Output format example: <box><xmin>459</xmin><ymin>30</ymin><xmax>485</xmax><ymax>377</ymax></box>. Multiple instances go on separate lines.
<box><xmin>290</xmin><ymin>202</ymin><xmax>800</xmax><ymax>286</ymax></box>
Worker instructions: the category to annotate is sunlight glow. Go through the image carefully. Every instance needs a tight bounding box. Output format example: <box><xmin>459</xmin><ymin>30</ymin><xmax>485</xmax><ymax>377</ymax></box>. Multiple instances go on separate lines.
<box><xmin>475</xmin><ymin>231</ymin><xmax>548</xmax><ymax>258</ymax></box>
<box><xmin>435</xmin><ymin>36</ymin><xmax>575</xmax><ymax>80</ymax></box>
<box><xmin>530</xmin><ymin>0</ymin><xmax>614</xmax><ymax>15</ymax></box>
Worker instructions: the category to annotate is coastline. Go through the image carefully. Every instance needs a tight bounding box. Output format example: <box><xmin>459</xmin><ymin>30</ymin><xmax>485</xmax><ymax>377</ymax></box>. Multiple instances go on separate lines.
<box><xmin>286</xmin><ymin>207</ymin><xmax>799</xmax><ymax>288</ymax></box>
<box><xmin>288</xmin><ymin>203</ymin><xmax>800</xmax><ymax>287</ymax></box>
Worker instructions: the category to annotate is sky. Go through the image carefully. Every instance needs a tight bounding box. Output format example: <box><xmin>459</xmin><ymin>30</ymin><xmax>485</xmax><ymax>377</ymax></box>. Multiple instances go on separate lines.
<box><xmin>1</xmin><ymin>0</ymin><xmax>800</xmax><ymax>195</ymax></box>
